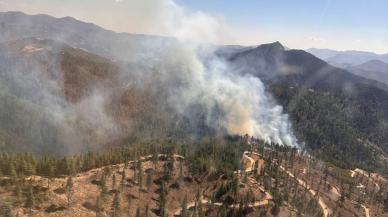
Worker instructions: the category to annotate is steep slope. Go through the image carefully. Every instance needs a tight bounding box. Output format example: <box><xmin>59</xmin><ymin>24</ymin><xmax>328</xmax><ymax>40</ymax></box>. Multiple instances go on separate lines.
<box><xmin>0</xmin><ymin>38</ymin><xmax>221</xmax><ymax>154</ymax></box>
<box><xmin>0</xmin><ymin>38</ymin><xmax>123</xmax><ymax>153</ymax></box>
<box><xmin>222</xmin><ymin>43</ymin><xmax>388</xmax><ymax>171</ymax></box>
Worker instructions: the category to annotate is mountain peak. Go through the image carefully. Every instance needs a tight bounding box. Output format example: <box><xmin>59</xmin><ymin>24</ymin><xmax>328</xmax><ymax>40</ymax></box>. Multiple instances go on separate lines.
<box><xmin>261</xmin><ymin>41</ymin><xmax>284</xmax><ymax>51</ymax></box>
<box><xmin>246</xmin><ymin>41</ymin><xmax>285</xmax><ymax>56</ymax></box>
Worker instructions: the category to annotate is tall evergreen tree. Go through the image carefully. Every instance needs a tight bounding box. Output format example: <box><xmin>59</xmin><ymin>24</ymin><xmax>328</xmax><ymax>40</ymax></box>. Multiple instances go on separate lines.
<box><xmin>47</xmin><ymin>164</ymin><xmax>55</xmax><ymax>189</ymax></box>
<box><xmin>13</xmin><ymin>181</ymin><xmax>23</xmax><ymax>203</ymax></box>
<box><xmin>65</xmin><ymin>176</ymin><xmax>74</xmax><ymax>208</ymax></box>
<box><xmin>146</xmin><ymin>172</ymin><xmax>152</xmax><ymax>191</ymax></box>
<box><xmin>181</xmin><ymin>194</ymin><xmax>188</xmax><ymax>217</ymax></box>
<box><xmin>25</xmin><ymin>185</ymin><xmax>35</xmax><ymax>209</ymax></box>
<box><xmin>95</xmin><ymin>195</ymin><xmax>103</xmax><ymax>217</ymax></box>
<box><xmin>0</xmin><ymin>203</ymin><xmax>14</xmax><ymax>217</ymax></box>
<box><xmin>179</xmin><ymin>162</ymin><xmax>184</xmax><ymax>182</ymax></box>
<box><xmin>138</xmin><ymin>161</ymin><xmax>143</xmax><ymax>188</ymax></box>
<box><xmin>144</xmin><ymin>204</ymin><xmax>149</xmax><ymax>217</ymax></box>
<box><xmin>111</xmin><ymin>191</ymin><xmax>121</xmax><ymax>217</ymax></box>
<box><xmin>135</xmin><ymin>207</ymin><xmax>141</xmax><ymax>217</ymax></box>
<box><xmin>100</xmin><ymin>175</ymin><xmax>108</xmax><ymax>198</ymax></box>
<box><xmin>158</xmin><ymin>182</ymin><xmax>167</xmax><ymax>217</ymax></box>
<box><xmin>120</xmin><ymin>170</ymin><xmax>126</xmax><ymax>191</ymax></box>
<box><xmin>112</xmin><ymin>174</ymin><xmax>116</xmax><ymax>191</ymax></box>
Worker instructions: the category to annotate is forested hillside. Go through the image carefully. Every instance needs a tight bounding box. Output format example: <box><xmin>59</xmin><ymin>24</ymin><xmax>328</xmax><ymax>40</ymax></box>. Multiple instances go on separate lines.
<box><xmin>222</xmin><ymin>43</ymin><xmax>388</xmax><ymax>173</ymax></box>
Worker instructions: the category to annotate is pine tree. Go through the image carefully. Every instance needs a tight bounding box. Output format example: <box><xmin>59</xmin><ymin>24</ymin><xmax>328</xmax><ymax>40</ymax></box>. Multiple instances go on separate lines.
<box><xmin>9</xmin><ymin>163</ymin><xmax>17</xmax><ymax>183</ymax></box>
<box><xmin>243</xmin><ymin>171</ymin><xmax>248</xmax><ymax>183</ymax></box>
<box><xmin>162</xmin><ymin>163</ymin><xmax>171</xmax><ymax>182</ymax></box>
<box><xmin>126</xmin><ymin>194</ymin><xmax>132</xmax><ymax>214</ymax></box>
<box><xmin>135</xmin><ymin>207</ymin><xmax>141</xmax><ymax>217</ymax></box>
<box><xmin>271</xmin><ymin>201</ymin><xmax>280</xmax><ymax>216</ymax></box>
<box><xmin>120</xmin><ymin>170</ymin><xmax>126</xmax><ymax>191</ymax></box>
<box><xmin>133</xmin><ymin>160</ymin><xmax>138</xmax><ymax>181</ymax></box>
<box><xmin>112</xmin><ymin>174</ymin><xmax>116</xmax><ymax>190</ymax></box>
<box><xmin>181</xmin><ymin>194</ymin><xmax>188</xmax><ymax>217</ymax></box>
<box><xmin>196</xmin><ymin>191</ymin><xmax>204</xmax><ymax>217</ymax></box>
<box><xmin>158</xmin><ymin>182</ymin><xmax>167</xmax><ymax>217</ymax></box>
<box><xmin>111</xmin><ymin>191</ymin><xmax>121</xmax><ymax>217</ymax></box>
<box><xmin>138</xmin><ymin>161</ymin><xmax>143</xmax><ymax>188</ymax></box>
<box><xmin>384</xmin><ymin>192</ymin><xmax>388</xmax><ymax>212</ymax></box>
<box><xmin>65</xmin><ymin>176</ymin><xmax>73</xmax><ymax>208</ymax></box>
<box><xmin>95</xmin><ymin>195</ymin><xmax>103</xmax><ymax>217</ymax></box>
<box><xmin>179</xmin><ymin>162</ymin><xmax>184</xmax><ymax>182</ymax></box>
<box><xmin>0</xmin><ymin>203</ymin><xmax>14</xmax><ymax>217</ymax></box>
<box><xmin>25</xmin><ymin>185</ymin><xmax>35</xmax><ymax>209</ymax></box>
<box><xmin>47</xmin><ymin>164</ymin><xmax>55</xmax><ymax>189</ymax></box>
<box><xmin>146</xmin><ymin>172</ymin><xmax>152</xmax><ymax>191</ymax></box>
<box><xmin>152</xmin><ymin>153</ymin><xmax>158</xmax><ymax>169</ymax></box>
<box><xmin>100</xmin><ymin>175</ymin><xmax>108</xmax><ymax>198</ymax></box>
<box><xmin>13</xmin><ymin>180</ymin><xmax>23</xmax><ymax>203</ymax></box>
<box><xmin>144</xmin><ymin>204</ymin><xmax>149</xmax><ymax>217</ymax></box>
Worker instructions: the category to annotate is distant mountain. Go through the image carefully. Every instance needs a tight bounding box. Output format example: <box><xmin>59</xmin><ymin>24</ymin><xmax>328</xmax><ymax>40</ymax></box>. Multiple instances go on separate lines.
<box><xmin>227</xmin><ymin>43</ymin><xmax>388</xmax><ymax>95</ymax></box>
<box><xmin>305</xmin><ymin>48</ymin><xmax>341</xmax><ymax>60</ymax></box>
<box><xmin>0</xmin><ymin>11</ymin><xmax>170</xmax><ymax>62</ymax></box>
<box><xmin>356</xmin><ymin>59</ymin><xmax>388</xmax><ymax>72</ymax></box>
<box><xmin>306</xmin><ymin>48</ymin><xmax>388</xmax><ymax>66</ymax></box>
<box><xmin>345</xmin><ymin>60</ymin><xmax>388</xmax><ymax>85</ymax></box>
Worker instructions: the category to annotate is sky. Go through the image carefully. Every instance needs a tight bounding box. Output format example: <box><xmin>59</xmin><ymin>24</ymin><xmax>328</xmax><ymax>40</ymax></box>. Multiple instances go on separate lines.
<box><xmin>0</xmin><ymin>0</ymin><xmax>387</xmax><ymax>53</ymax></box>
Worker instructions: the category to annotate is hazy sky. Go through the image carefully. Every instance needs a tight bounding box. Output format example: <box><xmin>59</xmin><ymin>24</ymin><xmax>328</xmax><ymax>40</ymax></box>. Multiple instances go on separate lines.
<box><xmin>0</xmin><ymin>0</ymin><xmax>387</xmax><ymax>53</ymax></box>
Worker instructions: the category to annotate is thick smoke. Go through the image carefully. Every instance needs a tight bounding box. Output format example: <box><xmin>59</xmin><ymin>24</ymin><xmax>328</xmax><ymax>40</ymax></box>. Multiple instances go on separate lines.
<box><xmin>122</xmin><ymin>0</ymin><xmax>298</xmax><ymax>146</ymax></box>
<box><xmin>0</xmin><ymin>0</ymin><xmax>298</xmax><ymax>154</ymax></box>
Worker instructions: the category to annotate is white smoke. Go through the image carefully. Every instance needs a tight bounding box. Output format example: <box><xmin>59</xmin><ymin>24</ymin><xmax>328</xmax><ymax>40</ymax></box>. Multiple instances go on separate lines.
<box><xmin>125</xmin><ymin>0</ymin><xmax>298</xmax><ymax>146</ymax></box>
<box><xmin>0</xmin><ymin>0</ymin><xmax>298</xmax><ymax>152</ymax></box>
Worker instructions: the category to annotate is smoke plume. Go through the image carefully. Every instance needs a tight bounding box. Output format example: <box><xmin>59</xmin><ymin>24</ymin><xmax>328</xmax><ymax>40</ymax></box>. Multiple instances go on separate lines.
<box><xmin>0</xmin><ymin>0</ymin><xmax>298</xmax><ymax>154</ymax></box>
<box><xmin>119</xmin><ymin>0</ymin><xmax>298</xmax><ymax>146</ymax></box>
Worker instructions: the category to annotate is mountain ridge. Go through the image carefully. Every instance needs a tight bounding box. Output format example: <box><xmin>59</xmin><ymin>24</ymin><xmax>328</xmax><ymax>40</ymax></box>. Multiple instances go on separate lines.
<box><xmin>306</xmin><ymin>47</ymin><xmax>388</xmax><ymax>66</ymax></box>
<box><xmin>0</xmin><ymin>11</ymin><xmax>387</xmax><ymax>172</ymax></box>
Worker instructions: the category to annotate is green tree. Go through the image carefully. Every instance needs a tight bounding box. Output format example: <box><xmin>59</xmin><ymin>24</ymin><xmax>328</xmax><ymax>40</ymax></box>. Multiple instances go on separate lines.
<box><xmin>158</xmin><ymin>182</ymin><xmax>167</xmax><ymax>217</ymax></box>
<box><xmin>179</xmin><ymin>162</ymin><xmax>184</xmax><ymax>182</ymax></box>
<box><xmin>13</xmin><ymin>181</ymin><xmax>23</xmax><ymax>203</ymax></box>
<box><xmin>162</xmin><ymin>163</ymin><xmax>171</xmax><ymax>182</ymax></box>
<box><xmin>65</xmin><ymin>176</ymin><xmax>74</xmax><ymax>208</ymax></box>
<box><xmin>120</xmin><ymin>170</ymin><xmax>126</xmax><ymax>191</ymax></box>
<box><xmin>25</xmin><ymin>185</ymin><xmax>35</xmax><ymax>209</ymax></box>
<box><xmin>126</xmin><ymin>194</ymin><xmax>132</xmax><ymax>213</ymax></box>
<box><xmin>47</xmin><ymin>164</ymin><xmax>55</xmax><ymax>189</ymax></box>
<box><xmin>0</xmin><ymin>203</ymin><xmax>14</xmax><ymax>217</ymax></box>
<box><xmin>384</xmin><ymin>192</ymin><xmax>388</xmax><ymax>212</ymax></box>
<box><xmin>144</xmin><ymin>204</ymin><xmax>149</xmax><ymax>217</ymax></box>
<box><xmin>9</xmin><ymin>163</ymin><xmax>17</xmax><ymax>183</ymax></box>
<box><xmin>95</xmin><ymin>195</ymin><xmax>103</xmax><ymax>217</ymax></box>
<box><xmin>112</xmin><ymin>174</ymin><xmax>116</xmax><ymax>190</ymax></box>
<box><xmin>135</xmin><ymin>207</ymin><xmax>141</xmax><ymax>217</ymax></box>
<box><xmin>100</xmin><ymin>175</ymin><xmax>108</xmax><ymax>198</ymax></box>
<box><xmin>138</xmin><ymin>161</ymin><xmax>143</xmax><ymax>188</ymax></box>
<box><xmin>181</xmin><ymin>194</ymin><xmax>188</xmax><ymax>217</ymax></box>
<box><xmin>196</xmin><ymin>191</ymin><xmax>204</xmax><ymax>217</ymax></box>
<box><xmin>111</xmin><ymin>191</ymin><xmax>121</xmax><ymax>217</ymax></box>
